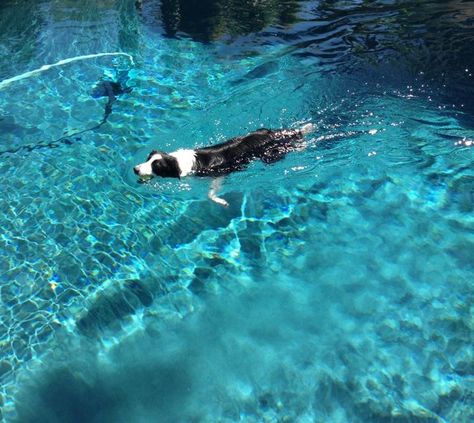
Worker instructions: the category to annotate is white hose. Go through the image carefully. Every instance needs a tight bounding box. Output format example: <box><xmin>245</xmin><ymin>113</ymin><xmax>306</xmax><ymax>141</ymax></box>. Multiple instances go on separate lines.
<box><xmin>0</xmin><ymin>52</ymin><xmax>134</xmax><ymax>90</ymax></box>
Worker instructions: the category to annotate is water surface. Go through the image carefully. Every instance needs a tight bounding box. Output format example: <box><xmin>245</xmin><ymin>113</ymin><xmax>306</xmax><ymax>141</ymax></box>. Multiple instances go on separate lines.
<box><xmin>0</xmin><ymin>1</ymin><xmax>473</xmax><ymax>422</ymax></box>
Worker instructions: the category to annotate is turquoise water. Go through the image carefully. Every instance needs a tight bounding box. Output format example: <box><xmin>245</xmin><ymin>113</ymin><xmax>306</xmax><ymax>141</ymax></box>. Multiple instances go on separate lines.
<box><xmin>0</xmin><ymin>1</ymin><xmax>473</xmax><ymax>422</ymax></box>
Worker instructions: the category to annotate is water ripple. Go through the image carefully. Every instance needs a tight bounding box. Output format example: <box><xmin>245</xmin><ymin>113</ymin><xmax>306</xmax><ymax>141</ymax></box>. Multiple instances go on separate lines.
<box><xmin>1</xmin><ymin>1</ymin><xmax>473</xmax><ymax>422</ymax></box>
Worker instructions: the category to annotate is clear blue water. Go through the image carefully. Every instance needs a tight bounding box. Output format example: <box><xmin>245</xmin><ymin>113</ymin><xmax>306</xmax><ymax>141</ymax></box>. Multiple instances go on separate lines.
<box><xmin>0</xmin><ymin>1</ymin><xmax>473</xmax><ymax>422</ymax></box>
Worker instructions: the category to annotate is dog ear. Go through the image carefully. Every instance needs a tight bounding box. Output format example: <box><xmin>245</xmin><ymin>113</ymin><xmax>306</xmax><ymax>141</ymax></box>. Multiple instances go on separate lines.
<box><xmin>151</xmin><ymin>155</ymin><xmax>181</xmax><ymax>178</ymax></box>
<box><xmin>146</xmin><ymin>150</ymin><xmax>160</xmax><ymax>161</ymax></box>
<box><xmin>166</xmin><ymin>155</ymin><xmax>181</xmax><ymax>178</ymax></box>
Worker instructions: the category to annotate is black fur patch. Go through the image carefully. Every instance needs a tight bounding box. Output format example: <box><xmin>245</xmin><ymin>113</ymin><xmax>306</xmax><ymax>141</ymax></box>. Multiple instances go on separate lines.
<box><xmin>151</xmin><ymin>154</ymin><xmax>181</xmax><ymax>178</ymax></box>
<box><xmin>192</xmin><ymin>128</ymin><xmax>303</xmax><ymax>176</ymax></box>
<box><xmin>147</xmin><ymin>150</ymin><xmax>160</xmax><ymax>161</ymax></box>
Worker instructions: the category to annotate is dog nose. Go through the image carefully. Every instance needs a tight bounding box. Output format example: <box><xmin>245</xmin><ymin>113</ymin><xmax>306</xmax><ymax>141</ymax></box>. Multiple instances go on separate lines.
<box><xmin>133</xmin><ymin>166</ymin><xmax>139</xmax><ymax>175</ymax></box>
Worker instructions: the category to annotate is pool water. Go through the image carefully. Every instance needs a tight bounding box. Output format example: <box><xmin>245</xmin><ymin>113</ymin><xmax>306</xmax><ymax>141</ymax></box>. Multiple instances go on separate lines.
<box><xmin>0</xmin><ymin>1</ymin><xmax>473</xmax><ymax>422</ymax></box>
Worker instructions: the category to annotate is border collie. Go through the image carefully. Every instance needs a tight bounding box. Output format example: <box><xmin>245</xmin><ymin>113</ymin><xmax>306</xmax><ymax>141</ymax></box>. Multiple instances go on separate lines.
<box><xmin>134</xmin><ymin>124</ymin><xmax>315</xmax><ymax>206</ymax></box>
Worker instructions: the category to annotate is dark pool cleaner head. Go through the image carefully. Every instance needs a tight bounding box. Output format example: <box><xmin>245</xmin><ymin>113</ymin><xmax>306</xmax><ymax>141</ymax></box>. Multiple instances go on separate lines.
<box><xmin>91</xmin><ymin>80</ymin><xmax>132</xmax><ymax>99</ymax></box>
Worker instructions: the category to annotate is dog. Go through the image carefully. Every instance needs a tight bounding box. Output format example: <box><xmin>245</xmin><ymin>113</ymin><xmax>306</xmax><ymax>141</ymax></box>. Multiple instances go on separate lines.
<box><xmin>134</xmin><ymin>124</ymin><xmax>315</xmax><ymax>206</ymax></box>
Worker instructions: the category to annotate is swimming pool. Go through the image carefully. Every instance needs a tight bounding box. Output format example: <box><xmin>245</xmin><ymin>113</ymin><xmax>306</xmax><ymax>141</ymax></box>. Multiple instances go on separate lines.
<box><xmin>0</xmin><ymin>0</ymin><xmax>473</xmax><ymax>421</ymax></box>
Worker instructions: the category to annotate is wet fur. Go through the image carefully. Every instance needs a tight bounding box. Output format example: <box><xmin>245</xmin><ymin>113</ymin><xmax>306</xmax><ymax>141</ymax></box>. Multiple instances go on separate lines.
<box><xmin>134</xmin><ymin>127</ymin><xmax>312</xmax><ymax>206</ymax></box>
<box><xmin>135</xmin><ymin>128</ymin><xmax>304</xmax><ymax>179</ymax></box>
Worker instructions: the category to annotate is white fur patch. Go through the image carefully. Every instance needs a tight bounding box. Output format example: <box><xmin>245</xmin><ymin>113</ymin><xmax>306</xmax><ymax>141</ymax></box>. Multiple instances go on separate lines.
<box><xmin>170</xmin><ymin>149</ymin><xmax>196</xmax><ymax>177</ymax></box>
<box><xmin>208</xmin><ymin>177</ymin><xmax>228</xmax><ymax>207</ymax></box>
<box><xmin>135</xmin><ymin>153</ymin><xmax>162</xmax><ymax>176</ymax></box>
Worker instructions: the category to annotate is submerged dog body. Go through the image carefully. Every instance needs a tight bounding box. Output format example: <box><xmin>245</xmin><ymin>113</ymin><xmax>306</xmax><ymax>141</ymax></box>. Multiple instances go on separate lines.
<box><xmin>134</xmin><ymin>127</ymin><xmax>311</xmax><ymax>178</ymax></box>
<box><xmin>134</xmin><ymin>125</ymin><xmax>314</xmax><ymax>205</ymax></box>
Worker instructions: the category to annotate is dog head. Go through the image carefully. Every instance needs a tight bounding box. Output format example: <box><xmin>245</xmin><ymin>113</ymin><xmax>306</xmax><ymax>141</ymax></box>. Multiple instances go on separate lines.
<box><xmin>134</xmin><ymin>150</ymin><xmax>181</xmax><ymax>179</ymax></box>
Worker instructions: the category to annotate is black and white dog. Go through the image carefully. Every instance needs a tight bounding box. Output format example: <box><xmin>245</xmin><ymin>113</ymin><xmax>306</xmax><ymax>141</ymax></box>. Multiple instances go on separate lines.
<box><xmin>134</xmin><ymin>124</ymin><xmax>315</xmax><ymax>206</ymax></box>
